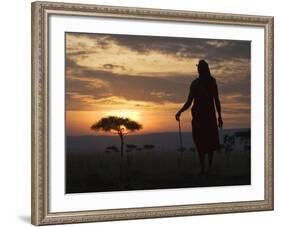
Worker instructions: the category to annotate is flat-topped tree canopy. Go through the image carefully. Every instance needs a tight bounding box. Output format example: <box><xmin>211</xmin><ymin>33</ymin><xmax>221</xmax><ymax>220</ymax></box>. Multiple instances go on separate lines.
<box><xmin>91</xmin><ymin>116</ymin><xmax>142</xmax><ymax>134</ymax></box>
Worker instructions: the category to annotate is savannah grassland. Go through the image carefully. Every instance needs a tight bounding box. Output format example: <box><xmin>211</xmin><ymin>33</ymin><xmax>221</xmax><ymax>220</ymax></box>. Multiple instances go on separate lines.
<box><xmin>66</xmin><ymin>129</ymin><xmax>250</xmax><ymax>193</ymax></box>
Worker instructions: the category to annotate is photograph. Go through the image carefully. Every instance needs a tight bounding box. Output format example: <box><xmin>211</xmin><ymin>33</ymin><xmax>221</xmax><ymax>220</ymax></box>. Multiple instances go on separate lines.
<box><xmin>65</xmin><ymin>32</ymin><xmax>251</xmax><ymax>193</ymax></box>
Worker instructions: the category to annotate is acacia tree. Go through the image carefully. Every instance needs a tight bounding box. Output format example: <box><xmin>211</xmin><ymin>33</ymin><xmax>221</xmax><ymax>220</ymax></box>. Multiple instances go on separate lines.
<box><xmin>91</xmin><ymin>116</ymin><xmax>142</xmax><ymax>158</ymax></box>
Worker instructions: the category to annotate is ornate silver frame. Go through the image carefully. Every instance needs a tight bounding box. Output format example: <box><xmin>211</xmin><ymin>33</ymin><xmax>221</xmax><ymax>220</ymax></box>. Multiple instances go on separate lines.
<box><xmin>31</xmin><ymin>1</ymin><xmax>274</xmax><ymax>225</ymax></box>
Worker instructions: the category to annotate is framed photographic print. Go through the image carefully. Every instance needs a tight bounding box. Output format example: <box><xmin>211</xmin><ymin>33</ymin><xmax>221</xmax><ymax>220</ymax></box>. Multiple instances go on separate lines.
<box><xmin>31</xmin><ymin>1</ymin><xmax>274</xmax><ymax>225</ymax></box>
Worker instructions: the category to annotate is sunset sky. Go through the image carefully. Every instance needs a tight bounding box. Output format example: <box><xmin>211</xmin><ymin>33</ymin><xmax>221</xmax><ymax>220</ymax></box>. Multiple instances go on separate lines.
<box><xmin>65</xmin><ymin>32</ymin><xmax>251</xmax><ymax>136</ymax></box>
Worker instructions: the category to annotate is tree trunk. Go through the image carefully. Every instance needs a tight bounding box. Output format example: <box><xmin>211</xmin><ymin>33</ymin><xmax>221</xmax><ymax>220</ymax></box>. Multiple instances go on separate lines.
<box><xmin>118</xmin><ymin>132</ymin><xmax>124</xmax><ymax>181</ymax></box>
<box><xmin>119</xmin><ymin>133</ymin><xmax>124</xmax><ymax>158</ymax></box>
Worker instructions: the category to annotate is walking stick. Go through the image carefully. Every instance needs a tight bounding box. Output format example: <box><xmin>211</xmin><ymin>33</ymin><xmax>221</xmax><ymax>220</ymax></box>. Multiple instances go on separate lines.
<box><xmin>177</xmin><ymin>118</ymin><xmax>185</xmax><ymax>169</ymax></box>
<box><xmin>178</xmin><ymin>119</ymin><xmax>184</xmax><ymax>150</ymax></box>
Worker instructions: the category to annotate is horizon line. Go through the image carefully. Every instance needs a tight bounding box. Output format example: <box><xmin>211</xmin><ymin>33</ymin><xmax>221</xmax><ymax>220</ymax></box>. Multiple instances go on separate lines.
<box><xmin>67</xmin><ymin>127</ymin><xmax>250</xmax><ymax>137</ymax></box>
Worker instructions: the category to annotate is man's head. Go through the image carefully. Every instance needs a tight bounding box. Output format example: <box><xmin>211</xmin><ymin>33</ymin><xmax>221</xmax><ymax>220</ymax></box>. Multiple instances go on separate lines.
<box><xmin>197</xmin><ymin>59</ymin><xmax>210</xmax><ymax>77</ymax></box>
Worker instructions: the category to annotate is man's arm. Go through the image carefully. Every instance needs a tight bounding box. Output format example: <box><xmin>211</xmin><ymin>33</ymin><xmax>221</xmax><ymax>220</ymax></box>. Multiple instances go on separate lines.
<box><xmin>175</xmin><ymin>84</ymin><xmax>194</xmax><ymax>121</ymax></box>
<box><xmin>213</xmin><ymin>80</ymin><xmax>223</xmax><ymax>128</ymax></box>
<box><xmin>179</xmin><ymin>93</ymin><xmax>193</xmax><ymax>114</ymax></box>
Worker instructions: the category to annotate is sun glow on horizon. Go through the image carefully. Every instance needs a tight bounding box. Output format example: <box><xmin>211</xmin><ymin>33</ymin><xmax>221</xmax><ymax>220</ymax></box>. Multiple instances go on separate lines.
<box><xmin>104</xmin><ymin>110</ymin><xmax>142</xmax><ymax>122</ymax></box>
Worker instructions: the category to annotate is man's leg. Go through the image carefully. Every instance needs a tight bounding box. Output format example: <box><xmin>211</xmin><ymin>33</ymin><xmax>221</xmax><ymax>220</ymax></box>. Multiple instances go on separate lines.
<box><xmin>198</xmin><ymin>150</ymin><xmax>205</xmax><ymax>174</ymax></box>
<box><xmin>207</xmin><ymin>151</ymin><xmax>214</xmax><ymax>173</ymax></box>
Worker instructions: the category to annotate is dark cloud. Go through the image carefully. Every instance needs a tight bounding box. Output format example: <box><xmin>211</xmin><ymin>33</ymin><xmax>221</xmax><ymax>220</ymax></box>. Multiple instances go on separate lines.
<box><xmin>223</xmin><ymin>108</ymin><xmax>250</xmax><ymax>115</ymax></box>
<box><xmin>67</xmin><ymin>50</ymin><xmax>97</xmax><ymax>57</ymax></box>
<box><xmin>106</xmin><ymin>34</ymin><xmax>250</xmax><ymax>62</ymax></box>
<box><xmin>66</xmin><ymin>32</ymin><xmax>251</xmax><ymax>63</ymax></box>
<box><xmin>103</xmin><ymin>64</ymin><xmax>126</xmax><ymax>71</ymax></box>
<box><xmin>219</xmin><ymin>75</ymin><xmax>251</xmax><ymax>96</ymax></box>
<box><xmin>66</xmin><ymin>65</ymin><xmax>192</xmax><ymax>105</ymax></box>
<box><xmin>205</xmin><ymin>41</ymin><xmax>251</xmax><ymax>62</ymax></box>
<box><xmin>233</xmin><ymin>95</ymin><xmax>251</xmax><ymax>104</ymax></box>
<box><xmin>66</xmin><ymin>32</ymin><xmax>113</xmax><ymax>49</ymax></box>
<box><xmin>65</xmin><ymin>58</ymin><xmax>80</xmax><ymax>68</ymax></box>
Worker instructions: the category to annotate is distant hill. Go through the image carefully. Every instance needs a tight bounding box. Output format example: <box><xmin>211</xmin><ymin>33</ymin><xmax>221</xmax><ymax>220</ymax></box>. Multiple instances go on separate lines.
<box><xmin>66</xmin><ymin>128</ymin><xmax>249</xmax><ymax>153</ymax></box>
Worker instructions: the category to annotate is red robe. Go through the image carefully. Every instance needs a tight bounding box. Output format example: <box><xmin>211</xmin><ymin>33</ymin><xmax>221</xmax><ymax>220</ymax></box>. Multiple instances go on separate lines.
<box><xmin>190</xmin><ymin>77</ymin><xmax>220</xmax><ymax>154</ymax></box>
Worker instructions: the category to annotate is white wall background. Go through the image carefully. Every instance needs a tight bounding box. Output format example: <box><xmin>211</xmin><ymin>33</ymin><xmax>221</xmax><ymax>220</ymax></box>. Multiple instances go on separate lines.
<box><xmin>0</xmin><ymin>0</ymin><xmax>278</xmax><ymax>226</ymax></box>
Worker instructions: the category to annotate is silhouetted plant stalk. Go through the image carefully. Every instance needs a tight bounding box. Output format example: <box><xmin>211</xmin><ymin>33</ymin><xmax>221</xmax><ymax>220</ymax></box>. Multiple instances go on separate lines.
<box><xmin>234</xmin><ymin>129</ymin><xmax>250</xmax><ymax>151</ymax></box>
<box><xmin>223</xmin><ymin>134</ymin><xmax>235</xmax><ymax>153</ymax></box>
<box><xmin>125</xmin><ymin>144</ymin><xmax>137</xmax><ymax>168</ymax></box>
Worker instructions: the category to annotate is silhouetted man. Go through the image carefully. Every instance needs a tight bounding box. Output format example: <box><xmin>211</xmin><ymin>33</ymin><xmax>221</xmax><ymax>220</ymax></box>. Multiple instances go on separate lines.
<box><xmin>176</xmin><ymin>60</ymin><xmax>223</xmax><ymax>174</ymax></box>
